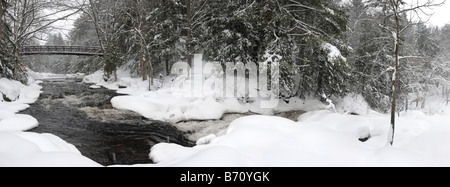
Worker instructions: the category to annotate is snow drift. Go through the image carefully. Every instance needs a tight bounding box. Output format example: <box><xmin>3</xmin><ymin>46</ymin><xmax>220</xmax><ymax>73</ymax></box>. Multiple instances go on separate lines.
<box><xmin>149</xmin><ymin>111</ymin><xmax>450</xmax><ymax>167</ymax></box>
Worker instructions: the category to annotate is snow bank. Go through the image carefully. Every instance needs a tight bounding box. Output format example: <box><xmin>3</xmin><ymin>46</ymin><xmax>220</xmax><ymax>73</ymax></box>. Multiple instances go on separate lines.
<box><xmin>0</xmin><ymin>73</ymin><xmax>101</xmax><ymax>167</ymax></box>
<box><xmin>0</xmin><ymin>78</ymin><xmax>41</xmax><ymax>104</ymax></box>
<box><xmin>112</xmin><ymin>92</ymin><xmax>248</xmax><ymax>123</ymax></box>
<box><xmin>85</xmin><ymin>68</ymin><xmax>330</xmax><ymax>123</ymax></box>
<box><xmin>83</xmin><ymin>68</ymin><xmax>152</xmax><ymax>96</ymax></box>
<box><xmin>149</xmin><ymin>111</ymin><xmax>450</xmax><ymax>167</ymax></box>
<box><xmin>333</xmin><ymin>94</ymin><xmax>372</xmax><ymax>115</ymax></box>
<box><xmin>0</xmin><ymin>78</ymin><xmax>42</xmax><ymax>131</ymax></box>
<box><xmin>0</xmin><ymin>131</ymin><xmax>101</xmax><ymax>167</ymax></box>
<box><xmin>77</xmin><ymin>57</ymin><xmax>318</xmax><ymax>122</ymax></box>
<box><xmin>407</xmin><ymin>95</ymin><xmax>450</xmax><ymax>115</ymax></box>
<box><xmin>110</xmin><ymin>89</ymin><xmax>330</xmax><ymax>123</ymax></box>
<box><xmin>80</xmin><ymin>65</ymin><xmax>450</xmax><ymax>167</ymax></box>
<box><xmin>0</xmin><ymin>114</ymin><xmax>38</xmax><ymax>131</ymax></box>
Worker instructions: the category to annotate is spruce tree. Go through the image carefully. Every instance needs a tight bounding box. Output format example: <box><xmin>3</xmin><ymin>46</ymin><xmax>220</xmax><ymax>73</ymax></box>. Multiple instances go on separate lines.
<box><xmin>0</xmin><ymin>0</ymin><xmax>14</xmax><ymax>79</ymax></box>
<box><xmin>203</xmin><ymin>0</ymin><xmax>350</xmax><ymax>100</ymax></box>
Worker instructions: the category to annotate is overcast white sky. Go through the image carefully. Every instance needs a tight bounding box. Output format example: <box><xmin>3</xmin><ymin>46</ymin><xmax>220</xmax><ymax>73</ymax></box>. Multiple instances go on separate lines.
<box><xmin>426</xmin><ymin>0</ymin><xmax>450</xmax><ymax>27</ymax></box>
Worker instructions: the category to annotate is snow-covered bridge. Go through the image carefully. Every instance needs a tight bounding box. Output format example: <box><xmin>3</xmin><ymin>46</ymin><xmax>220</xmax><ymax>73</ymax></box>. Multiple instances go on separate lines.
<box><xmin>20</xmin><ymin>46</ymin><xmax>103</xmax><ymax>56</ymax></box>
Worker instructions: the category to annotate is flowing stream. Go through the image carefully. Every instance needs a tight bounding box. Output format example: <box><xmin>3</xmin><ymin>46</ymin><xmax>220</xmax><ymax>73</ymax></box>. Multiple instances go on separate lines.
<box><xmin>21</xmin><ymin>78</ymin><xmax>193</xmax><ymax>166</ymax></box>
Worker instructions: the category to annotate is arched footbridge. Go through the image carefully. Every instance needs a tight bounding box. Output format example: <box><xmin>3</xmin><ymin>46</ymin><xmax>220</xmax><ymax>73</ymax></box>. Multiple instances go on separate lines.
<box><xmin>20</xmin><ymin>46</ymin><xmax>103</xmax><ymax>56</ymax></box>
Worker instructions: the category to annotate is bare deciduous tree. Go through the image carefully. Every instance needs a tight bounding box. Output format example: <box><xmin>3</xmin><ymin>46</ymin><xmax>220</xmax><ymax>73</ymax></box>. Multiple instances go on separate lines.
<box><xmin>380</xmin><ymin>0</ymin><xmax>445</xmax><ymax>146</ymax></box>
<box><xmin>83</xmin><ymin>0</ymin><xmax>127</xmax><ymax>80</ymax></box>
<box><xmin>4</xmin><ymin>0</ymin><xmax>83</xmax><ymax>80</ymax></box>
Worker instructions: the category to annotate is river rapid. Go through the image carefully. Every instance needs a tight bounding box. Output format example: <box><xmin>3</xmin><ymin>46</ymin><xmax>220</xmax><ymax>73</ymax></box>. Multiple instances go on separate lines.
<box><xmin>21</xmin><ymin>78</ymin><xmax>193</xmax><ymax>166</ymax></box>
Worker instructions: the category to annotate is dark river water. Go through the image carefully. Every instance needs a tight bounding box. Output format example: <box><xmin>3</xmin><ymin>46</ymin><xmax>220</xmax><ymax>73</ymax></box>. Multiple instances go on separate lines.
<box><xmin>21</xmin><ymin>78</ymin><xmax>193</xmax><ymax>166</ymax></box>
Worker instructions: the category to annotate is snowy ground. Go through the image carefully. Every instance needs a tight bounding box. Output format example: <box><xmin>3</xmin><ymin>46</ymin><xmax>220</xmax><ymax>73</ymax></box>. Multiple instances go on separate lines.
<box><xmin>0</xmin><ymin>77</ymin><xmax>41</xmax><ymax>131</ymax></box>
<box><xmin>85</xmin><ymin>68</ymin><xmax>450</xmax><ymax>167</ymax></box>
<box><xmin>148</xmin><ymin>111</ymin><xmax>450</xmax><ymax>167</ymax></box>
<box><xmin>2</xmin><ymin>69</ymin><xmax>450</xmax><ymax>167</ymax></box>
<box><xmin>83</xmin><ymin>68</ymin><xmax>328</xmax><ymax>123</ymax></box>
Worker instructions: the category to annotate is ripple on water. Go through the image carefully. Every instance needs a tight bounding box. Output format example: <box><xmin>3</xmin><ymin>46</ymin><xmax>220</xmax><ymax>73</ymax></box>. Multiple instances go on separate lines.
<box><xmin>22</xmin><ymin>79</ymin><xmax>193</xmax><ymax>166</ymax></box>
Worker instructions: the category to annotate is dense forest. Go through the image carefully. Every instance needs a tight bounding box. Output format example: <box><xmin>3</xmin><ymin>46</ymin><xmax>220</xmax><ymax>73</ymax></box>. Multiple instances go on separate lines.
<box><xmin>1</xmin><ymin>0</ymin><xmax>450</xmax><ymax>115</ymax></box>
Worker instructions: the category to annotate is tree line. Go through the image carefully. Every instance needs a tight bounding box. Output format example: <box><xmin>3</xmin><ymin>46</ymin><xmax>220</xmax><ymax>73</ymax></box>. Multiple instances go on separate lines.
<box><xmin>68</xmin><ymin>0</ymin><xmax>351</xmax><ymax>97</ymax></box>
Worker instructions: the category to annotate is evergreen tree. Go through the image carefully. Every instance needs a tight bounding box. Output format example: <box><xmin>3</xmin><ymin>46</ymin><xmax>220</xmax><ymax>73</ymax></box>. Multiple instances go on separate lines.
<box><xmin>0</xmin><ymin>0</ymin><xmax>14</xmax><ymax>79</ymax></box>
<box><xmin>46</xmin><ymin>33</ymin><xmax>66</xmax><ymax>46</ymax></box>
<box><xmin>70</xmin><ymin>13</ymin><xmax>99</xmax><ymax>46</ymax></box>
<box><xmin>68</xmin><ymin>13</ymin><xmax>103</xmax><ymax>74</ymax></box>
<box><xmin>436</xmin><ymin>24</ymin><xmax>450</xmax><ymax>105</ymax></box>
<box><xmin>147</xmin><ymin>0</ymin><xmax>184</xmax><ymax>76</ymax></box>
<box><xmin>347</xmin><ymin>1</ymin><xmax>394</xmax><ymax>111</ymax></box>
<box><xmin>203</xmin><ymin>0</ymin><xmax>350</xmax><ymax>100</ymax></box>
<box><xmin>292</xmin><ymin>0</ymin><xmax>350</xmax><ymax>99</ymax></box>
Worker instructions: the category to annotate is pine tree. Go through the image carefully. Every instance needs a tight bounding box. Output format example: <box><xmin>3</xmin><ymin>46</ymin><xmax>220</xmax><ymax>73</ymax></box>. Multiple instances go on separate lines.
<box><xmin>68</xmin><ymin>13</ymin><xmax>104</xmax><ymax>74</ymax></box>
<box><xmin>148</xmin><ymin>0</ymin><xmax>184</xmax><ymax>76</ymax></box>
<box><xmin>0</xmin><ymin>0</ymin><xmax>14</xmax><ymax>80</ymax></box>
<box><xmin>85</xmin><ymin>0</ymin><xmax>129</xmax><ymax>81</ymax></box>
<box><xmin>281</xmin><ymin>0</ymin><xmax>350</xmax><ymax>99</ymax></box>
<box><xmin>436</xmin><ymin>25</ymin><xmax>450</xmax><ymax>105</ymax></box>
<box><xmin>203</xmin><ymin>0</ymin><xmax>350</xmax><ymax>100</ymax></box>
<box><xmin>347</xmin><ymin>1</ymin><xmax>394</xmax><ymax>111</ymax></box>
<box><xmin>70</xmin><ymin>13</ymin><xmax>98</xmax><ymax>46</ymax></box>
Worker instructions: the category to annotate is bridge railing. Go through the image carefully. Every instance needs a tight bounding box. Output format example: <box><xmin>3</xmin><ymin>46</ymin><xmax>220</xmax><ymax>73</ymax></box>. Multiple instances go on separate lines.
<box><xmin>20</xmin><ymin>45</ymin><xmax>104</xmax><ymax>56</ymax></box>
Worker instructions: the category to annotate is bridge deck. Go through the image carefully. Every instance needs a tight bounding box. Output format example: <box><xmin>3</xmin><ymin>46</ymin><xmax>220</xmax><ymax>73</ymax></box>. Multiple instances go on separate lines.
<box><xmin>20</xmin><ymin>46</ymin><xmax>103</xmax><ymax>56</ymax></box>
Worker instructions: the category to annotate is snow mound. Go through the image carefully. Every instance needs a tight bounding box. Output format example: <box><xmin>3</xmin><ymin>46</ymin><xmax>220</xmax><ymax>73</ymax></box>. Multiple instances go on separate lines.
<box><xmin>334</xmin><ymin>94</ymin><xmax>372</xmax><ymax>115</ymax></box>
<box><xmin>0</xmin><ymin>114</ymin><xmax>38</xmax><ymax>131</ymax></box>
<box><xmin>83</xmin><ymin>68</ymin><xmax>152</xmax><ymax>96</ymax></box>
<box><xmin>0</xmin><ymin>78</ymin><xmax>41</xmax><ymax>103</ymax></box>
<box><xmin>149</xmin><ymin>112</ymin><xmax>450</xmax><ymax>167</ymax></box>
<box><xmin>112</xmin><ymin>94</ymin><xmax>247</xmax><ymax>123</ymax></box>
<box><xmin>0</xmin><ymin>78</ymin><xmax>42</xmax><ymax>131</ymax></box>
<box><xmin>0</xmin><ymin>131</ymin><xmax>101</xmax><ymax>167</ymax></box>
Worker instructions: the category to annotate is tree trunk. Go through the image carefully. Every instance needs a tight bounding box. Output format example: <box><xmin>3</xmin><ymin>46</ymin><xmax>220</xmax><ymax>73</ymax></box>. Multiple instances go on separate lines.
<box><xmin>13</xmin><ymin>44</ymin><xmax>20</xmax><ymax>81</ymax></box>
<box><xmin>89</xmin><ymin>0</ymin><xmax>106</xmax><ymax>54</ymax></box>
<box><xmin>144</xmin><ymin>45</ymin><xmax>153</xmax><ymax>91</ymax></box>
<box><xmin>390</xmin><ymin>1</ymin><xmax>401</xmax><ymax>146</ymax></box>
<box><xmin>186</xmin><ymin>0</ymin><xmax>193</xmax><ymax>69</ymax></box>
<box><xmin>390</xmin><ymin>41</ymin><xmax>399</xmax><ymax>146</ymax></box>
<box><xmin>405</xmin><ymin>96</ymin><xmax>408</xmax><ymax>112</ymax></box>
<box><xmin>443</xmin><ymin>86</ymin><xmax>446</xmax><ymax>97</ymax></box>
<box><xmin>139</xmin><ymin>42</ymin><xmax>147</xmax><ymax>81</ymax></box>
<box><xmin>133</xmin><ymin>0</ymin><xmax>147</xmax><ymax>81</ymax></box>
<box><xmin>166</xmin><ymin>58</ymin><xmax>170</xmax><ymax>76</ymax></box>
<box><xmin>446</xmin><ymin>88</ymin><xmax>450</xmax><ymax>106</ymax></box>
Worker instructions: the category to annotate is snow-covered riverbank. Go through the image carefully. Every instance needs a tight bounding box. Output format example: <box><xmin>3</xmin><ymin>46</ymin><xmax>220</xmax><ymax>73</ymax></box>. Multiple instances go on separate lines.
<box><xmin>0</xmin><ymin>74</ymin><xmax>101</xmax><ymax>167</ymax></box>
<box><xmin>3</xmin><ymin>69</ymin><xmax>450</xmax><ymax>167</ymax></box>
<box><xmin>85</xmin><ymin>69</ymin><xmax>450</xmax><ymax>167</ymax></box>
<box><xmin>148</xmin><ymin>111</ymin><xmax>450</xmax><ymax>167</ymax></box>
<box><xmin>0</xmin><ymin>78</ymin><xmax>41</xmax><ymax>131</ymax></box>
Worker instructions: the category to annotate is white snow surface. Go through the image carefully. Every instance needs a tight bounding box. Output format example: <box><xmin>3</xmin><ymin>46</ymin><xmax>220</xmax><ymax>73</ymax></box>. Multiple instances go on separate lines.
<box><xmin>0</xmin><ymin>73</ymin><xmax>101</xmax><ymax>167</ymax></box>
<box><xmin>84</xmin><ymin>68</ymin><xmax>327</xmax><ymax>123</ymax></box>
<box><xmin>4</xmin><ymin>69</ymin><xmax>450</xmax><ymax>167</ymax></box>
<box><xmin>84</xmin><ymin>68</ymin><xmax>450</xmax><ymax>167</ymax></box>
<box><xmin>0</xmin><ymin>131</ymin><xmax>101</xmax><ymax>167</ymax></box>
<box><xmin>0</xmin><ymin>78</ymin><xmax>42</xmax><ymax>131</ymax></box>
<box><xmin>321</xmin><ymin>42</ymin><xmax>347</xmax><ymax>63</ymax></box>
<box><xmin>149</xmin><ymin>111</ymin><xmax>450</xmax><ymax>167</ymax></box>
